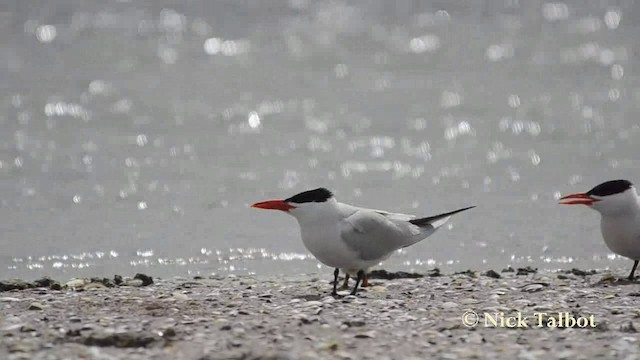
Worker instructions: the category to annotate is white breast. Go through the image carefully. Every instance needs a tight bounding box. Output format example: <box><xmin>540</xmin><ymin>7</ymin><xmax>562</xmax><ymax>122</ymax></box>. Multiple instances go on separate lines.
<box><xmin>600</xmin><ymin>215</ymin><xmax>640</xmax><ymax>260</ymax></box>
<box><xmin>298</xmin><ymin>220</ymin><xmax>377</xmax><ymax>270</ymax></box>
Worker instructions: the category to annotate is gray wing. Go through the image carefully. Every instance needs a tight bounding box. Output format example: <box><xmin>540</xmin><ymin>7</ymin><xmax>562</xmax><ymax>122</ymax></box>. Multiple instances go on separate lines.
<box><xmin>339</xmin><ymin>209</ymin><xmax>435</xmax><ymax>261</ymax></box>
<box><xmin>370</xmin><ymin>209</ymin><xmax>416</xmax><ymax>222</ymax></box>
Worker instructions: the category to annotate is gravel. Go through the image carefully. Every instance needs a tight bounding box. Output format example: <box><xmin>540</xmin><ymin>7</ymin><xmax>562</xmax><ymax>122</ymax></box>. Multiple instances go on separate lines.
<box><xmin>1</xmin><ymin>269</ymin><xmax>639</xmax><ymax>359</ymax></box>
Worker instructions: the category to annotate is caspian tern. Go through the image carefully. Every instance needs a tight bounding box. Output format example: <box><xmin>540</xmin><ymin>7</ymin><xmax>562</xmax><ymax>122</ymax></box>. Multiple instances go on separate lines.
<box><xmin>560</xmin><ymin>179</ymin><xmax>640</xmax><ymax>280</ymax></box>
<box><xmin>252</xmin><ymin>188</ymin><xmax>475</xmax><ymax>295</ymax></box>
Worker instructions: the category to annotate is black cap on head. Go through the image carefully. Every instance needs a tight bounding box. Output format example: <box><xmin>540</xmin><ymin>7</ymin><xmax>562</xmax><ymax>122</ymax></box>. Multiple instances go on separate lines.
<box><xmin>586</xmin><ymin>180</ymin><xmax>633</xmax><ymax>197</ymax></box>
<box><xmin>285</xmin><ymin>188</ymin><xmax>333</xmax><ymax>204</ymax></box>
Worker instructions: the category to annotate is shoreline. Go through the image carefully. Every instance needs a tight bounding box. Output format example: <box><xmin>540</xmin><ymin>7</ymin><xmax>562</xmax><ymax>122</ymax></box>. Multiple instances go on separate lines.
<box><xmin>2</xmin><ymin>268</ymin><xmax>640</xmax><ymax>359</ymax></box>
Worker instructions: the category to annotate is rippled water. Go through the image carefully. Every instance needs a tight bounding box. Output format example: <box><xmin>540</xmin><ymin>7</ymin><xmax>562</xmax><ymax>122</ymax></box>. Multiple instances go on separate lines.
<box><xmin>1</xmin><ymin>1</ymin><xmax>639</xmax><ymax>279</ymax></box>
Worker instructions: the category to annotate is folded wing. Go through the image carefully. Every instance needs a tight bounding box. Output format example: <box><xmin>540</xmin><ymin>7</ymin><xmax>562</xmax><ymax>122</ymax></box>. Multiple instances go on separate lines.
<box><xmin>339</xmin><ymin>206</ymin><xmax>475</xmax><ymax>261</ymax></box>
<box><xmin>339</xmin><ymin>209</ymin><xmax>434</xmax><ymax>261</ymax></box>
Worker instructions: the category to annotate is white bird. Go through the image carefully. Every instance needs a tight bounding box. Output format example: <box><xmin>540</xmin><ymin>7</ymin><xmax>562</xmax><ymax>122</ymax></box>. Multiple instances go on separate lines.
<box><xmin>252</xmin><ymin>188</ymin><xmax>474</xmax><ymax>295</ymax></box>
<box><xmin>560</xmin><ymin>179</ymin><xmax>640</xmax><ymax>280</ymax></box>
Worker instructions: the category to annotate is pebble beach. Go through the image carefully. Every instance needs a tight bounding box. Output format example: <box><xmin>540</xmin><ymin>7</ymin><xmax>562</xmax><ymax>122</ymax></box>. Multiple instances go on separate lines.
<box><xmin>1</xmin><ymin>268</ymin><xmax>640</xmax><ymax>360</ymax></box>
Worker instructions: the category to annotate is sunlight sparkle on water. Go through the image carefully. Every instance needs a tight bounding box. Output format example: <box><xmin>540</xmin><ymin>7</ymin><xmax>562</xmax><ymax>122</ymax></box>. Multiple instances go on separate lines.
<box><xmin>36</xmin><ymin>25</ymin><xmax>57</xmax><ymax>42</ymax></box>
<box><xmin>3</xmin><ymin>1</ymin><xmax>638</xmax><ymax>278</ymax></box>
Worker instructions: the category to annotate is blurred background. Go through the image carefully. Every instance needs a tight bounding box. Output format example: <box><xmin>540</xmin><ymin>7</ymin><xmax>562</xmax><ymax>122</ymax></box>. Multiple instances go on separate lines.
<box><xmin>1</xmin><ymin>0</ymin><xmax>639</xmax><ymax>279</ymax></box>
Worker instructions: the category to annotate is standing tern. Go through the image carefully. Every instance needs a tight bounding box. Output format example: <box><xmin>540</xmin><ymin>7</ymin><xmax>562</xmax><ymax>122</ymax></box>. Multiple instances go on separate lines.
<box><xmin>560</xmin><ymin>179</ymin><xmax>640</xmax><ymax>280</ymax></box>
<box><xmin>252</xmin><ymin>188</ymin><xmax>475</xmax><ymax>295</ymax></box>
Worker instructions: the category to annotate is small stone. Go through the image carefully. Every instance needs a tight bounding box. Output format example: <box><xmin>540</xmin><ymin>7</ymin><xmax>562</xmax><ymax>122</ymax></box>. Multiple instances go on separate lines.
<box><xmin>90</xmin><ymin>277</ymin><xmax>116</xmax><ymax>288</ymax></box>
<box><xmin>231</xmin><ymin>327</ymin><xmax>245</xmax><ymax>337</ymax></box>
<box><xmin>555</xmin><ymin>350</ymin><xmax>575</xmax><ymax>358</ymax></box>
<box><xmin>521</xmin><ymin>283</ymin><xmax>545</xmax><ymax>293</ymax></box>
<box><xmin>19</xmin><ymin>325</ymin><xmax>35</xmax><ymax>333</ymax></box>
<box><xmin>303</xmin><ymin>301</ymin><xmax>323</xmax><ymax>307</ymax></box>
<box><xmin>466</xmin><ymin>333</ymin><xmax>484</xmax><ymax>344</ymax></box>
<box><xmin>484</xmin><ymin>270</ymin><xmax>501</xmax><ymax>279</ymax></box>
<box><xmin>133</xmin><ymin>273</ymin><xmax>154</xmax><ymax>286</ymax></box>
<box><xmin>8</xmin><ymin>341</ymin><xmax>36</xmax><ymax>353</ymax></box>
<box><xmin>532</xmin><ymin>304</ymin><xmax>554</xmax><ymax>312</ymax></box>
<box><xmin>49</xmin><ymin>282</ymin><xmax>62</xmax><ymax>290</ymax></box>
<box><xmin>28</xmin><ymin>302</ymin><xmax>44</xmax><ymax>311</ymax></box>
<box><xmin>65</xmin><ymin>279</ymin><xmax>88</xmax><ymax>289</ymax></box>
<box><xmin>3</xmin><ymin>315</ymin><xmax>22</xmax><ymax>324</ymax></box>
<box><xmin>354</xmin><ymin>331</ymin><xmax>376</xmax><ymax>339</ymax></box>
<box><xmin>160</xmin><ymin>327</ymin><xmax>176</xmax><ymax>338</ymax></box>
<box><xmin>368</xmin><ymin>269</ymin><xmax>423</xmax><ymax>280</ymax></box>
<box><xmin>0</xmin><ymin>279</ymin><xmax>34</xmax><ymax>292</ymax></box>
<box><xmin>335</xmin><ymin>351</ymin><xmax>355</xmax><ymax>359</ymax></box>
<box><xmin>343</xmin><ymin>320</ymin><xmax>366</xmax><ymax>327</ymax></box>
<box><xmin>595</xmin><ymin>273</ymin><xmax>617</xmax><ymax>284</ymax></box>
<box><xmin>2</xmin><ymin>324</ymin><xmax>24</xmax><ymax>332</ymax></box>
<box><xmin>427</xmin><ymin>268</ymin><xmax>441</xmax><ymax>277</ymax></box>
<box><xmin>516</xmin><ymin>266</ymin><xmax>537</xmax><ymax>275</ymax></box>
<box><xmin>441</xmin><ymin>301</ymin><xmax>459</xmax><ymax>309</ymax></box>
<box><xmin>512</xmin><ymin>299</ymin><xmax>531</xmax><ymax>306</ymax></box>
<box><xmin>171</xmin><ymin>292</ymin><xmax>190</xmax><ymax>301</ymax></box>
<box><xmin>82</xmin><ymin>332</ymin><xmax>157</xmax><ymax>348</ymax></box>
<box><xmin>620</xmin><ymin>321</ymin><xmax>637</xmax><ymax>333</ymax></box>
<box><xmin>317</xmin><ymin>342</ymin><xmax>339</xmax><ymax>351</ymax></box>
<box><xmin>594</xmin><ymin>321</ymin><xmax>609</xmax><ymax>332</ymax></box>
<box><xmin>84</xmin><ymin>282</ymin><xmax>107</xmax><ymax>290</ymax></box>
<box><xmin>33</xmin><ymin>277</ymin><xmax>55</xmax><ymax>288</ymax></box>
<box><xmin>214</xmin><ymin>318</ymin><xmax>229</xmax><ymax>325</ymax></box>
<box><xmin>296</xmin><ymin>314</ymin><xmax>311</xmax><ymax>324</ymax></box>
<box><xmin>568</xmin><ymin>268</ymin><xmax>594</xmax><ymax>276</ymax></box>
<box><xmin>122</xmin><ymin>279</ymin><xmax>144</xmax><ymax>287</ymax></box>
<box><xmin>296</xmin><ymin>294</ymin><xmax>323</xmax><ymax>301</ymax></box>
<box><xmin>0</xmin><ymin>297</ymin><xmax>21</xmax><ymax>302</ymax></box>
<box><xmin>455</xmin><ymin>270</ymin><xmax>477</xmax><ymax>277</ymax></box>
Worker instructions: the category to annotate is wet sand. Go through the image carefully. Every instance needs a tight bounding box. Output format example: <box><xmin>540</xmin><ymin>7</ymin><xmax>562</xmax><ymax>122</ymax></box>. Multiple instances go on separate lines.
<box><xmin>1</xmin><ymin>269</ymin><xmax>639</xmax><ymax>359</ymax></box>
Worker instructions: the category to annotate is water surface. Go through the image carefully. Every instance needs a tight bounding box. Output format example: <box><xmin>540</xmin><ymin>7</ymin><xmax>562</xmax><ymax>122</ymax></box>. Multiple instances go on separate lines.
<box><xmin>1</xmin><ymin>1</ymin><xmax>639</xmax><ymax>279</ymax></box>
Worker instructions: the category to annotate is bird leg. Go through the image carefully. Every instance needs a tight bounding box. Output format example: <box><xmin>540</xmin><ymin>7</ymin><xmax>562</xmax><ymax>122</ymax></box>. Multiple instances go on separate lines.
<box><xmin>351</xmin><ymin>270</ymin><xmax>365</xmax><ymax>295</ymax></box>
<box><xmin>332</xmin><ymin>268</ymin><xmax>339</xmax><ymax>296</ymax></box>
<box><xmin>361</xmin><ymin>274</ymin><xmax>369</xmax><ymax>287</ymax></box>
<box><xmin>629</xmin><ymin>260</ymin><xmax>639</xmax><ymax>281</ymax></box>
<box><xmin>339</xmin><ymin>274</ymin><xmax>350</xmax><ymax>289</ymax></box>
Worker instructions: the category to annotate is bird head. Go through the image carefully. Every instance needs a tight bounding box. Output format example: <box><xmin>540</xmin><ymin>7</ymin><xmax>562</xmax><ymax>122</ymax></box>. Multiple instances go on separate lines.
<box><xmin>559</xmin><ymin>179</ymin><xmax>638</xmax><ymax>216</ymax></box>
<box><xmin>251</xmin><ymin>188</ymin><xmax>336</xmax><ymax>219</ymax></box>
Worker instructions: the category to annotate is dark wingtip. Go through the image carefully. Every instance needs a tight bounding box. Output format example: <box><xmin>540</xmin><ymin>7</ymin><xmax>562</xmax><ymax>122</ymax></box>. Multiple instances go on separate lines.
<box><xmin>409</xmin><ymin>205</ymin><xmax>475</xmax><ymax>227</ymax></box>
